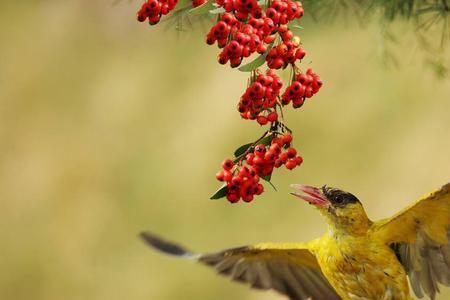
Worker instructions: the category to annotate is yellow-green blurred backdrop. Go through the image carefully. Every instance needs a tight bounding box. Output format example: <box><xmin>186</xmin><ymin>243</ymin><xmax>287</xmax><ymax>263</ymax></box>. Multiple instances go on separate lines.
<box><xmin>1</xmin><ymin>1</ymin><xmax>449</xmax><ymax>300</ymax></box>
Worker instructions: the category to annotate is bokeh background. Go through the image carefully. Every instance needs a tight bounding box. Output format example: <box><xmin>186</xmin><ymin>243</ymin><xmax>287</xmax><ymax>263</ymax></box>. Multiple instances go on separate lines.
<box><xmin>1</xmin><ymin>1</ymin><xmax>449</xmax><ymax>300</ymax></box>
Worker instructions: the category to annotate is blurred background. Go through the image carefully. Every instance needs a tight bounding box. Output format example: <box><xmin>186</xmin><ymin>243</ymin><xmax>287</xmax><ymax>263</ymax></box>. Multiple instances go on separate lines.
<box><xmin>0</xmin><ymin>1</ymin><xmax>449</xmax><ymax>300</ymax></box>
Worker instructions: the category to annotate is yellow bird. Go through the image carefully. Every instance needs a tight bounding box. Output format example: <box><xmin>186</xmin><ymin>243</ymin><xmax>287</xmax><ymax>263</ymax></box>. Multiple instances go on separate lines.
<box><xmin>141</xmin><ymin>182</ymin><xmax>450</xmax><ymax>300</ymax></box>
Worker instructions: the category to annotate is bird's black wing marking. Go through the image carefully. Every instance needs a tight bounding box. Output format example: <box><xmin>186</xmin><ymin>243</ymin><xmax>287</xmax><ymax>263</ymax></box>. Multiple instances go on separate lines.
<box><xmin>390</xmin><ymin>228</ymin><xmax>450</xmax><ymax>300</ymax></box>
<box><xmin>140</xmin><ymin>232</ymin><xmax>194</xmax><ymax>257</ymax></box>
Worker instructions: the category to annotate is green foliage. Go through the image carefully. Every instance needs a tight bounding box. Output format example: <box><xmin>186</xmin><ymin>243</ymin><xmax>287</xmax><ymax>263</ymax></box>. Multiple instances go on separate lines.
<box><xmin>210</xmin><ymin>184</ymin><xmax>228</xmax><ymax>199</ymax></box>
<box><xmin>298</xmin><ymin>0</ymin><xmax>450</xmax><ymax>76</ymax></box>
<box><xmin>238</xmin><ymin>43</ymin><xmax>274</xmax><ymax>72</ymax></box>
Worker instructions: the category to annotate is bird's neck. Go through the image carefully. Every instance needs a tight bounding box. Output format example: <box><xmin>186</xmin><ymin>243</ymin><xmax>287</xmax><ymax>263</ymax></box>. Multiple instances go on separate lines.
<box><xmin>325</xmin><ymin>211</ymin><xmax>372</xmax><ymax>238</ymax></box>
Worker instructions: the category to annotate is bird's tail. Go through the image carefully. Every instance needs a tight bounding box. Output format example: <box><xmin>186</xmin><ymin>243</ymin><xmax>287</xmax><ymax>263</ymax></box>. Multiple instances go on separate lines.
<box><xmin>139</xmin><ymin>231</ymin><xmax>198</xmax><ymax>259</ymax></box>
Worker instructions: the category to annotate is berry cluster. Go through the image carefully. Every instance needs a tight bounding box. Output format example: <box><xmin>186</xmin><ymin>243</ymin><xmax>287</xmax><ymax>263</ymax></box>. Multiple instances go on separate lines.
<box><xmin>281</xmin><ymin>68</ymin><xmax>323</xmax><ymax>107</ymax></box>
<box><xmin>136</xmin><ymin>0</ymin><xmax>324</xmax><ymax>203</ymax></box>
<box><xmin>216</xmin><ymin>160</ymin><xmax>264</xmax><ymax>203</ymax></box>
<box><xmin>247</xmin><ymin>134</ymin><xmax>303</xmax><ymax>173</ymax></box>
<box><xmin>216</xmin><ymin>0</ymin><xmax>263</xmax><ymax>20</ymax></box>
<box><xmin>238</xmin><ymin>70</ymin><xmax>282</xmax><ymax>122</ymax></box>
<box><xmin>206</xmin><ymin>0</ymin><xmax>305</xmax><ymax>68</ymax></box>
<box><xmin>216</xmin><ymin>133</ymin><xmax>302</xmax><ymax>203</ymax></box>
<box><xmin>207</xmin><ymin>15</ymin><xmax>279</xmax><ymax>67</ymax></box>
<box><xmin>266</xmin><ymin>33</ymin><xmax>306</xmax><ymax>69</ymax></box>
<box><xmin>137</xmin><ymin>0</ymin><xmax>179</xmax><ymax>25</ymax></box>
<box><xmin>265</xmin><ymin>0</ymin><xmax>304</xmax><ymax>26</ymax></box>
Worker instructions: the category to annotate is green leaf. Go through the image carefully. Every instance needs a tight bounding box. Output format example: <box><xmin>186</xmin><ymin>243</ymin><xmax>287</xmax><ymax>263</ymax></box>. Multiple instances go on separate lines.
<box><xmin>290</xmin><ymin>25</ymin><xmax>303</xmax><ymax>30</ymax></box>
<box><xmin>188</xmin><ymin>1</ymin><xmax>215</xmax><ymax>15</ymax></box>
<box><xmin>174</xmin><ymin>0</ymin><xmax>192</xmax><ymax>11</ymax></box>
<box><xmin>238</xmin><ymin>53</ymin><xmax>267</xmax><ymax>72</ymax></box>
<box><xmin>256</xmin><ymin>0</ymin><xmax>265</xmax><ymax>6</ymax></box>
<box><xmin>238</xmin><ymin>43</ymin><xmax>274</xmax><ymax>72</ymax></box>
<box><xmin>209</xmin><ymin>7</ymin><xmax>226</xmax><ymax>14</ymax></box>
<box><xmin>210</xmin><ymin>184</ymin><xmax>228</xmax><ymax>200</ymax></box>
<box><xmin>234</xmin><ymin>143</ymin><xmax>253</xmax><ymax>158</ymax></box>
<box><xmin>260</xmin><ymin>174</ymin><xmax>272</xmax><ymax>182</ymax></box>
<box><xmin>259</xmin><ymin>134</ymin><xmax>273</xmax><ymax>146</ymax></box>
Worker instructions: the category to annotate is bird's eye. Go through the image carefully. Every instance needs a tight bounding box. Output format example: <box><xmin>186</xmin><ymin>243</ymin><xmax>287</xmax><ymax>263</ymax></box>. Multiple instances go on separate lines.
<box><xmin>334</xmin><ymin>195</ymin><xmax>345</xmax><ymax>204</ymax></box>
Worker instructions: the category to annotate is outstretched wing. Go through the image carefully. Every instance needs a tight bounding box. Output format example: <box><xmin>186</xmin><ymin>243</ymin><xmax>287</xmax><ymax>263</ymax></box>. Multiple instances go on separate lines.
<box><xmin>140</xmin><ymin>232</ymin><xmax>340</xmax><ymax>300</ymax></box>
<box><xmin>372</xmin><ymin>182</ymin><xmax>450</xmax><ymax>299</ymax></box>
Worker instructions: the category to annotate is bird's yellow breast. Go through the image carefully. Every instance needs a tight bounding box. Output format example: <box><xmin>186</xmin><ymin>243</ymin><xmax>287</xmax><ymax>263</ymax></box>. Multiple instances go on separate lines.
<box><xmin>310</xmin><ymin>234</ymin><xmax>411</xmax><ymax>300</ymax></box>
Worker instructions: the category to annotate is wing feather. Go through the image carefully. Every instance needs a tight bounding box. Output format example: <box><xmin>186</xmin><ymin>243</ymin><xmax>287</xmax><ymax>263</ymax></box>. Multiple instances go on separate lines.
<box><xmin>198</xmin><ymin>243</ymin><xmax>340</xmax><ymax>300</ymax></box>
<box><xmin>140</xmin><ymin>232</ymin><xmax>340</xmax><ymax>300</ymax></box>
<box><xmin>372</xmin><ymin>182</ymin><xmax>450</xmax><ymax>299</ymax></box>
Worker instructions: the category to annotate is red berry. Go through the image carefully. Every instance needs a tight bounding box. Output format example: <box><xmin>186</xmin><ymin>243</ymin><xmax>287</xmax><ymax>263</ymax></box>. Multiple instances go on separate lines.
<box><xmin>253</xmin><ymin>156</ymin><xmax>265</xmax><ymax>166</ymax></box>
<box><xmin>278</xmin><ymin>24</ymin><xmax>288</xmax><ymax>33</ymax></box>
<box><xmin>257</xmin><ymin>115</ymin><xmax>268</xmax><ymax>125</ymax></box>
<box><xmin>286</xmin><ymin>147</ymin><xmax>297</xmax><ymax>158</ymax></box>
<box><xmin>222</xmin><ymin>159</ymin><xmax>234</xmax><ymax>170</ymax></box>
<box><xmin>270</xmin><ymin>143</ymin><xmax>281</xmax><ymax>153</ymax></box>
<box><xmin>230</xmin><ymin>57</ymin><xmax>242</xmax><ymax>68</ymax></box>
<box><xmin>242</xmin><ymin>194</ymin><xmax>254</xmax><ymax>202</ymax></box>
<box><xmin>137</xmin><ymin>12</ymin><xmax>147</xmax><ymax>22</ymax></box>
<box><xmin>282</xmin><ymin>30</ymin><xmax>293</xmax><ymax>41</ymax></box>
<box><xmin>148</xmin><ymin>15</ymin><xmax>161</xmax><ymax>25</ymax></box>
<box><xmin>256</xmin><ymin>44</ymin><xmax>267</xmax><ymax>54</ymax></box>
<box><xmin>271</xmin><ymin>137</ymin><xmax>283</xmax><ymax>147</ymax></box>
<box><xmin>227</xmin><ymin>193</ymin><xmax>240</xmax><ymax>203</ymax></box>
<box><xmin>285</xmin><ymin>159</ymin><xmax>297</xmax><ymax>170</ymax></box>
<box><xmin>246</xmin><ymin>153</ymin><xmax>255</xmax><ymax>165</ymax></box>
<box><xmin>295</xmin><ymin>48</ymin><xmax>306</xmax><ymax>60</ymax></box>
<box><xmin>292</xmin><ymin>97</ymin><xmax>304</xmax><ymax>108</ymax></box>
<box><xmin>216</xmin><ymin>171</ymin><xmax>225</xmax><ymax>181</ymax></box>
<box><xmin>238</xmin><ymin>166</ymin><xmax>250</xmax><ymax>178</ymax></box>
<box><xmin>223</xmin><ymin>170</ymin><xmax>233</xmax><ymax>182</ymax></box>
<box><xmin>279</xmin><ymin>152</ymin><xmax>289</xmax><ymax>163</ymax></box>
<box><xmin>270</xmin><ymin>58</ymin><xmax>284</xmax><ymax>69</ymax></box>
<box><xmin>264</xmin><ymin>35</ymin><xmax>276</xmax><ymax>44</ymax></box>
<box><xmin>218</xmin><ymin>55</ymin><xmax>228</xmax><ymax>65</ymax></box>
<box><xmin>254</xmin><ymin>144</ymin><xmax>266</xmax><ymax>156</ymax></box>
<box><xmin>231</xmin><ymin>176</ymin><xmax>243</xmax><ymax>186</ymax></box>
<box><xmin>267</xmin><ymin>111</ymin><xmax>278</xmax><ymax>122</ymax></box>
<box><xmin>274</xmin><ymin>159</ymin><xmax>283</xmax><ymax>168</ymax></box>
<box><xmin>262</xmin><ymin>165</ymin><xmax>273</xmax><ymax>175</ymax></box>
<box><xmin>282</xmin><ymin>134</ymin><xmax>293</xmax><ymax>144</ymax></box>
<box><xmin>264</xmin><ymin>150</ymin><xmax>276</xmax><ymax>161</ymax></box>
<box><xmin>276</xmin><ymin>44</ymin><xmax>288</xmax><ymax>56</ymax></box>
<box><xmin>255</xmin><ymin>183</ymin><xmax>264</xmax><ymax>195</ymax></box>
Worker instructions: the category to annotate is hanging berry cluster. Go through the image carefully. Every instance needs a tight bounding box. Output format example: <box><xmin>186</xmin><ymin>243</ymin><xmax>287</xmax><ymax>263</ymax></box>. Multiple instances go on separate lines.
<box><xmin>282</xmin><ymin>68</ymin><xmax>322</xmax><ymax>107</ymax></box>
<box><xmin>136</xmin><ymin>0</ymin><xmax>323</xmax><ymax>203</ymax></box>
<box><xmin>239</xmin><ymin>69</ymin><xmax>282</xmax><ymax>124</ymax></box>
<box><xmin>215</xmin><ymin>132</ymin><xmax>303</xmax><ymax>202</ymax></box>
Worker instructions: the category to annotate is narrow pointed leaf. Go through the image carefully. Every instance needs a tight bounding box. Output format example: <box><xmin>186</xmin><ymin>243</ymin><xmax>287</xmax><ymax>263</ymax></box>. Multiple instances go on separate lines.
<box><xmin>174</xmin><ymin>0</ymin><xmax>192</xmax><ymax>11</ymax></box>
<box><xmin>210</xmin><ymin>184</ymin><xmax>228</xmax><ymax>200</ymax></box>
<box><xmin>260</xmin><ymin>173</ymin><xmax>272</xmax><ymax>182</ymax></box>
<box><xmin>238</xmin><ymin>43</ymin><xmax>273</xmax><ymax>72</ymax></box>
<box><xmin>209</xmin><ymin>7</ymin><xmax>226</xmax><ymax>14</ymax></box>
<box><xmin>259</xmin><ymin>134</ymin><xmax>273</xmax><ymax>146</ymax></box>
<box><xmin>234</xmin><ymin>143</ymin><xmax>253</xmax><ymax>158</ymax></box>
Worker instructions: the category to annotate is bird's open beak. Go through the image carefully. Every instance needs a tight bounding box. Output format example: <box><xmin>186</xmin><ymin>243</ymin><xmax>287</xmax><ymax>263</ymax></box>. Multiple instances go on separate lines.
<box><xmin>290</xmin><ymin>184</ymin><xmax>331</xmax><ymax>208</ymax></box>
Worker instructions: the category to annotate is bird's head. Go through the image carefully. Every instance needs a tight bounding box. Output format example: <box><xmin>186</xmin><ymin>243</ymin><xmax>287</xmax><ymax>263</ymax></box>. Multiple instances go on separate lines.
<box><xmin>290</xmin><ymin>184</ymin><xmax>372</xmax><ymax>236</ymax></box>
